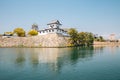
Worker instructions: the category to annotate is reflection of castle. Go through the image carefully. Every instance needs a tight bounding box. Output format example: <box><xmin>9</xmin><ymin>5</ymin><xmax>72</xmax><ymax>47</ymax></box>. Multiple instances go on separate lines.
<box><xmin>13</xmin><ymin>48</ymin><xmax>95</xmax><ymax>72</ymax></box>
<box><xmin>31</xmin><ymin>48</ymin><xmax>69</xmax><ymax>71</ymax></box>
<box><xmin>37</xmin><ymin>48</ymin><xmax>59</xmax><ymax>63</ymax></box>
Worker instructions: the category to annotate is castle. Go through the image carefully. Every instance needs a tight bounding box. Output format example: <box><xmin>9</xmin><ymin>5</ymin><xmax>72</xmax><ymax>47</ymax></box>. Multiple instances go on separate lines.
<box><xmin>32</xmin><ymin>20</ymin><xmax>68</xmax><ymax>36</ymax></box>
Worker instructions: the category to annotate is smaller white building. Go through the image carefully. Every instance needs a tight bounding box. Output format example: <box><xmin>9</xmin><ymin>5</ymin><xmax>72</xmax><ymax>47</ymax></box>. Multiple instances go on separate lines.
<box><xmin>38</xmin><ymin>20</ymin><xmax>68</xmax><ymax>36</ymax></box>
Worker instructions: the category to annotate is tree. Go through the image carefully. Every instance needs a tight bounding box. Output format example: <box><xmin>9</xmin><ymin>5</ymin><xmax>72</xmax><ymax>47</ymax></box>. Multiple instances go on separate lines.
<box><xmin>94</xmin><ymin>36</ymin><xmax>104</xmax><ymax>42</ymax></box>
<box><xmin>78</xmin><ymin>32</ymin><xmax>94</xmax><ymax>46</ymax></box>
<box><xmin>85</xmin><ymin>32</ymin><xmax>94</xmax><ymax>45</ymax></box>
<box><xmin>13</xmin><ymin>28</ymin><xmax>25</xmax><ymax>37</ymax></box>
<box><xmin>32</xmin><ymin>23</ymin><xmax>39</xmax><ymax>31</ymax></box>
<box><xmin>67</xmin><ymin>28</ymin><xmax>78</xmax><ymax>46</ymax></box>
<box><xmin>28</xmin><ymin>29</ymin><xmax>38</xmax><ymax>36</ymax></box>
<box><xmin>99</xmin><ymin>36</ymin><xmax>104</xmax><ymax>42</ymax></box>
<box><xmin>67</xmin><ymin>28</ymin><xmax>94</xmax><ymax>46</ymax></box>
<box><xmin>78</xmin><ymin>32</ymin><xmax>86</xmax><ymax>45</ymax></box>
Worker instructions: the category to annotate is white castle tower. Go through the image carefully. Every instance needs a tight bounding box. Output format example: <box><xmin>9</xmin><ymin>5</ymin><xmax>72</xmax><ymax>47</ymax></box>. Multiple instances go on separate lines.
<box><xmin>47</xmin><ymin>20</ymin><xmax>62</xmax><ymax>29</ymax></box>
<box><xmin>38</xmin><ymin>20</ymin><xmax>68</xmax><ymax>36</ymax></box>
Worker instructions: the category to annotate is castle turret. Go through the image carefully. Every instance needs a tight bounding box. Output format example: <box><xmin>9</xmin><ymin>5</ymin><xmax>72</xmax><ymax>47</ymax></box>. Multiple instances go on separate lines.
<box><xmin>47</xmin><ymin>20</ymin><xmax>62</xmax><ymax>29</ymax></box>
<box><xmin>38</xmin><ymin>20</ymin><xmax>68</xmax><ymax>36</ymax></box>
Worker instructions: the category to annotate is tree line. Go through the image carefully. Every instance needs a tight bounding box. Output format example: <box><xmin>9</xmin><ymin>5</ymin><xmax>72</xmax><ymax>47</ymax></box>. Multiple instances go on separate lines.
<box><xmin>4</xmin><ymin>27</ymin><xmax>38</xmax><ymax>37</ymax></box>
<box><xmin>68</xmin><ymin>28</ymin><xmax>94</xmax><ymax>46</ymax></box>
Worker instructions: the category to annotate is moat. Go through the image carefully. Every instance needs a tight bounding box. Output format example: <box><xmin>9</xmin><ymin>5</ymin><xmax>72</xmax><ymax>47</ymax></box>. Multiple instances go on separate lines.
<box><xmin>0</xmin><ymin>46</ymin><xmax>120</xmax><ymax>80</ymax></box>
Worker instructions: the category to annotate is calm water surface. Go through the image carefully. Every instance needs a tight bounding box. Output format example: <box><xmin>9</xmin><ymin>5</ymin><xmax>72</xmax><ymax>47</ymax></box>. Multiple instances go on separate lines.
<box><xmin>0</xmin><ymin>46</ymin><xmax>120</xmax><ymax>80</ymax></box>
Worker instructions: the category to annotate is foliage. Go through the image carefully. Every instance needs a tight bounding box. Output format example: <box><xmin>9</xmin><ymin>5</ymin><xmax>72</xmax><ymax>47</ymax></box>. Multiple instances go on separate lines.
<box><xmin>67</xmin><ymin>28</ymin><xmax>78</xmax><ymax>46</ymax></box>
<box><xmin>94</xmin><ymin>36</ymin><xmax>105</xmax><ymax>42</ymax></box>
<box><xmin>99</xmin><ymin>36</ymin><xmax>104</xmax><ymax>42</ymax></box>
<box><xmin>67</xmin><ymin>43</ymin><xmax>74</xmax><ymax>47</ymax></box>
<box><xmin>67</xmin><ymin>28</ymin><xmax>94</xmax><ymax>46</ymax></box>
<box><xmin>28</xmin><ymin>29</ymin><xmax>38</xmax><ymax>36</ymax></box>
<box><xmin>4</xmin><ymin>32</ymin><xmax>13</xmax><ymax>36</ymax></box>
<box><xmin>78</xmin><ymin>32</ymin><xmax>94</xmax><ymax>46</ymax></box>
<box><xmin>32</xmin><ymin>24</ymin><xmax>39</xmax><ymax>31</ymax></box>
<box><xmin>13</xmin><ymin>28</ymin><xmax>25</xmax><ymax>37</ymax></box>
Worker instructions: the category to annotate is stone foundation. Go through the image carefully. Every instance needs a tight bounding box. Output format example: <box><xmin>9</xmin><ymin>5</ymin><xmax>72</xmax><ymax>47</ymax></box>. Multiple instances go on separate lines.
<box><xmin>0</xmin><ymin>33</ymin><xmax>69</xmax><ymax>48</ymax></box>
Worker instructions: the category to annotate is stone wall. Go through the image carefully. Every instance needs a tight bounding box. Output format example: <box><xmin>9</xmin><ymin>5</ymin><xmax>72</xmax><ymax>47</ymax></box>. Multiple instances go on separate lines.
<box><xmin>94</xmin><ymin>41</ymin><xmax>120</xmax><ymax>46</ymax></box>
<box><xmin>0</xmin><ymin>33</ymin><xmax>70</xmax><ymax>47</ymax></box>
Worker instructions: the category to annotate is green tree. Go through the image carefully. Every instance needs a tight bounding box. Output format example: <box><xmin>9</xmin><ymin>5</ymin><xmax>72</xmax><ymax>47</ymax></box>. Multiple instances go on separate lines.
<box><xmin>78</xmin><ymin>32</ymin><xmax>94</xmax><ymax>46</ymax></box>
<box><xmin>85</xmin><ymin>32</ymin><xmax>94</xmax><ymax>45</ymax></box>
<box><xmin>28</xmin><ymin>29</ymin><xmax>38</xmax><ymax>36</ymax></box>
<box><xmin>67</xmin><ymin>28</ymin><xmax>94</xmax><ymax>46</ymax></box>
<box><xmin>94</xmin><ymin>36</ymin><xmax>104</xmax><ymax>42</ymax></box>
<box><xmin>99</xmin><ymin>36</ymin><xmax>104</xmax><ymax>42</ymax></box>
<box><xmin>67</xmin><ymin>28</ymin><xmax>78</xmax><ymax>46</ymax></box>
<box><xmin>14</xmin><ymin>28</ymin><xmax>25</xmax><ymax>37</ymax></box>
<box><xmin>78</xmin><ymin>32</ymin><xmax>86</xmax><ymax>45</ymax></box>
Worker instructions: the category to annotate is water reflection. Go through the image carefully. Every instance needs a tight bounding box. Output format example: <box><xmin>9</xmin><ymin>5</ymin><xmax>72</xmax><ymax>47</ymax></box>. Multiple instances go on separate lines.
<box><xmin>69</xmin><ymin>47</ymin><xmax>94</xmax><ymax>64</ymax></box>
<box><xmin>107</xmin><ymin>46</ymin><xmax>120</xmax><ymax>53</ymax></box>
<box><xmin>93</xmin><ymin>45</ymin><xmax>105</xmax><ymax>54</ymax></box>
<box><xmin>12</xmin><ymin>47</ymin><xmax>96</xmax><ymax>71</ymax></box>
<box><xmin>29</xmin><ymin>48</ymin><xmax>72</xmax><ymax>71</ymax></box>
<box><xmin>15</xmin><ymin>49</ymin><xmax>25</xmax><ymax>66</ymax></box>
<box><xmin>0</xmin><ymin>46</ymin><xmax>105</xmax><ymax>72</ymax></box>
<box><xmin>1</xmin><ymin>46</ymin><xmax>120</xmax><ymax>80</ymax></box>
<box><xmin>93</xmin><ymin>45</ymin><xmax>120</xmax><ymax>54</ymax></box>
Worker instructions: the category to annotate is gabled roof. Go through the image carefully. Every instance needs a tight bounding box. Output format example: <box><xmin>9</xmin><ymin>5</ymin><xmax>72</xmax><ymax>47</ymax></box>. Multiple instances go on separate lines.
<box><xmin>47</xmin><ymin>20</ymin><xmax>62</xmax><ymax>25</ymax></box>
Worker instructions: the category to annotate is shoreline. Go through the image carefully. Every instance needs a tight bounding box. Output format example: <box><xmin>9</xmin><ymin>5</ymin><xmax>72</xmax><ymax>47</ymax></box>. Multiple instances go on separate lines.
<box><xmin>0</xmin><ymin>42</ymin><xmax>120</xmax><ymax>48</ymax></box>
<box><xmin>93</xmin><ymin>41</ymin><xmax>120</xmax><ymax>46</ymax></box>
<box><xmin>1</xmin><ymin>35</ymin><xmax>120</xmax><ymax>48</ymax></box>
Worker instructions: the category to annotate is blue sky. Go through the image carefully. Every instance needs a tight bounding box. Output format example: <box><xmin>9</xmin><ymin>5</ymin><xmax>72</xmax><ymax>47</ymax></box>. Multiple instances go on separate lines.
<box><xmin>0</xmin><ymin>0</ymin><xmax>120</xmax><ymax>37</ymax></box>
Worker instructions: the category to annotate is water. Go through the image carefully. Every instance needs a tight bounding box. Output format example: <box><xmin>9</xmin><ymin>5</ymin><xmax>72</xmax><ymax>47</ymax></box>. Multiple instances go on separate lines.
<box><xmin>0</xmin><ymin>46</ymin><xmax>120</xmax><ymax>80</ymax></box>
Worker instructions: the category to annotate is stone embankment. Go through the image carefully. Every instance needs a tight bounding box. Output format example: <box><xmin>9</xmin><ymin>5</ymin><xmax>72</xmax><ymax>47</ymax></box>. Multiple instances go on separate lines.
<box><xmin>94</xmin><ymin>41</ymin><xmax>120</xmax><ymax>46</ymax></box>
<box><xmin>0</xmin><ymin>33</ymin><xmax>69</xmax><ymax>48</ymax></box>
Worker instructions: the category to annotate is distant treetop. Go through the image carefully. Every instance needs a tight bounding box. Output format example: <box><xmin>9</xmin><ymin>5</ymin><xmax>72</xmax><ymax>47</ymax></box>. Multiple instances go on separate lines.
<box><xmin>32</xmin><ymin>23</ymin><xmax>39</xmax><ymax>31</ymax></box>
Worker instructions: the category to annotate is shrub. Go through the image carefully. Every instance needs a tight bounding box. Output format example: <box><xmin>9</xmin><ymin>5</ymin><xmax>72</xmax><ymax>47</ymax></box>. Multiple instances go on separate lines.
<box><xmin>28</xmin><ymin>29</ymin><xmax>38</xmax><ymax>36</ymax></box>
<box><xmin>13</xmin><ymin>28</ymin><xmax>25</xmax><ymax>37</ymax></box>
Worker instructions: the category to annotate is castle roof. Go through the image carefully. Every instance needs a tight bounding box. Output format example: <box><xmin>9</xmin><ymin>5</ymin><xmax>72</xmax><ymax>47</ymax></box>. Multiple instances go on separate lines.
<box><xmin>47</xmin><ymin>20</ymin><xmax>62</xmax><ymax>25</ymax></box>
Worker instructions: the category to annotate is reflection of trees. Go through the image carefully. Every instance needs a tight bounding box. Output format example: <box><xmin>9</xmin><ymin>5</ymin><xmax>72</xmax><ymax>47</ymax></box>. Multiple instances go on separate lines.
<box><xmin>13</xmin><ymin>47</ymin><xmax>104</xmax><ymax>72</ymax></box>
<box><xmin>30</xmin><ymin>50</ymin><xmax>39</xmax><ymax>66</ymax></box>
<box><xmin>28</xmin><ymin>47</ymin><xmax>95</xmax><ymax>72</ymax></box>
<box><xmin>70</xmin><ymin>47</ymin><xmax>94</xmax><ymax>64</ymax></box>
<box><xmin>15</xmin><ymin>48</ymin><xmax>25</xmax><ymax>66</ymax></box>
